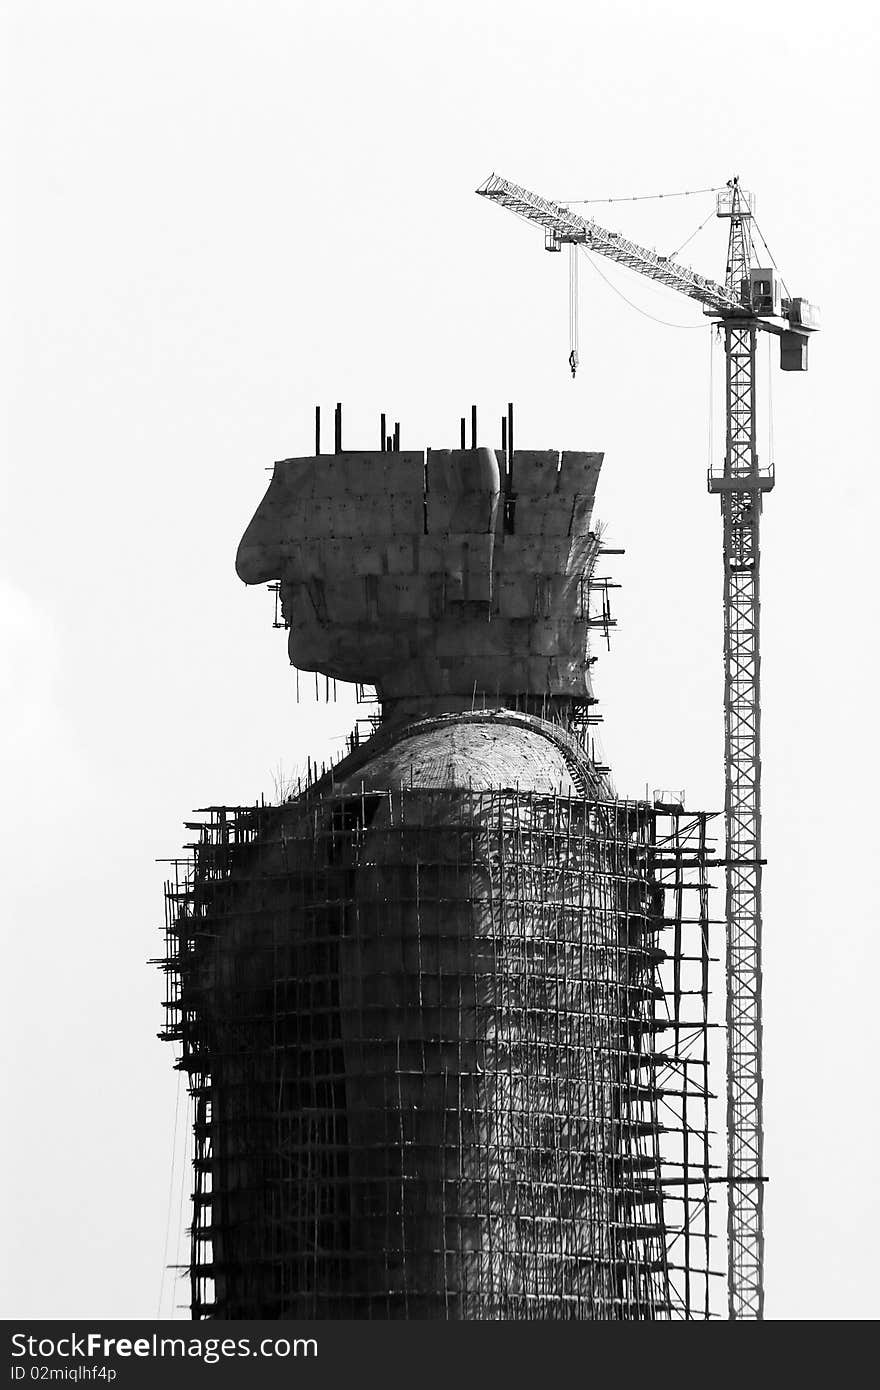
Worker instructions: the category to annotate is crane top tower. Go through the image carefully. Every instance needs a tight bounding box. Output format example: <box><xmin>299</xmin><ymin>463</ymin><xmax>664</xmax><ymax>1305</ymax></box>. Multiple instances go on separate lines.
<box><xmin>477</xmin><ymin>170</ymin><xmax>819</xmax><ymax>1321</ymax></box>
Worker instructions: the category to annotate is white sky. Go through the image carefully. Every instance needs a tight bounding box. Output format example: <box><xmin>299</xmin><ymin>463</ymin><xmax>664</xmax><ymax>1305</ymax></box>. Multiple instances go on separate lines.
<box><xmin>2</xmin><ymin>0</ymin><xmax>876</xmax><ymax>1321</ymax></box>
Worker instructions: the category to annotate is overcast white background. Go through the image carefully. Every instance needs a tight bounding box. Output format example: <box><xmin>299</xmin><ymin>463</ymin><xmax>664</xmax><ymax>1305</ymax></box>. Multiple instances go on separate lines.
<box><xmin>2</xmin><ymin>0</ymin><xmax>876</xmax><ymax>1321</ymax></box>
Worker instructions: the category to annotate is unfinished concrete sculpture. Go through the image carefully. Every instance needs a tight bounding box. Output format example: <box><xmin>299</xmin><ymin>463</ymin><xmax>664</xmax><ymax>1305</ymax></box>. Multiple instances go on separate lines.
<box><xmin>160</xmin><ymin>428</ymin><xmax>715</xmax><ymax>1321</ymax></box>
<box><xmin>236</xmin><ymin>447</ymin><xmax>603</xmax><ymax>717</ymax></box>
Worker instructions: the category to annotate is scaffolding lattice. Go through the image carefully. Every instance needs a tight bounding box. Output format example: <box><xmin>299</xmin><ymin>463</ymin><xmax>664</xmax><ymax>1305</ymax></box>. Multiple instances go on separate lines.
<box><xmin>158</xmin><ymin>781</ymin><xmax>721</xmax><ymax>1320</ymax></box>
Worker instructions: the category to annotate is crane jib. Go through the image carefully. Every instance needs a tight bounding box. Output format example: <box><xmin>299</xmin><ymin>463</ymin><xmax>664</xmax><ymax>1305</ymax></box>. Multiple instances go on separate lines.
<box><xmin>476</xmin><ymin>172</ymin><xmax>740</xmax><ymax>315</ymax></box>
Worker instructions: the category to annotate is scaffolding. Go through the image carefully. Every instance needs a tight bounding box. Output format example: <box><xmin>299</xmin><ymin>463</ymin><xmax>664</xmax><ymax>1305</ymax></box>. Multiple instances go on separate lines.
<box><xmin>158</xmin><ymin>776</ymin><xmax>721</xmax><ymax>1320</ymax></box>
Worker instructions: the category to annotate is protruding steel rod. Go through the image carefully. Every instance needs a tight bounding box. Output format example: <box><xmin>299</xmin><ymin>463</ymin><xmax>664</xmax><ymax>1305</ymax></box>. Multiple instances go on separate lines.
<box><xmin>471</xmin><ymin>405</ymin><xmax>477</xmax><ymax>450</ymax></box>
<box><xmin>393</xmin><ymin>421</ymin><xmax>400</xmax><ymax>452</ymax></box>
<box><xmin>501</xmin><ymin>415</ymin><xmax>507</xmax><ymax>461</ymax></box>
<box><xmin>507</xmin><ymin>402</ymin><xmax>514</xmax><ymax>491</ymax></box>
<box><xmin>315</xmin><ymin>405</ymin><xmax>321</xmax><ymax>455</ymax></box>
<box><xmin>460</xmin><ymin>417</ymin><xmax>466</xmax><ymax>449</ymax></box>
<box><xmin>335</xmin><ymin>402</ymin><xmax>342</xmax><ymax>454</ymax></box>
<box><xmin>380</xmin><ymin>413</ymin><xmax>386</xmax><ymax>452</ymax></box>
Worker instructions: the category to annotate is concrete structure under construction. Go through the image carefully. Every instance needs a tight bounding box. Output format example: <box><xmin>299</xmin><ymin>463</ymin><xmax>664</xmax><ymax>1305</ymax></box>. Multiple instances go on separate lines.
<box><xmin>234</xmin><ymin>442</ymin><xmax>605</xmax><ymax>720</ymax></box>
<box><xmin>159</xmin><ymin>420</ymin><xmax>718</xmax><ymax>1319</ymax></box>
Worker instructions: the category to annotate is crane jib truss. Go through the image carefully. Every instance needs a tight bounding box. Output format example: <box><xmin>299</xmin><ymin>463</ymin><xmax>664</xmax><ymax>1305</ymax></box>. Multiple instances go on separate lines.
<box><xmin>476</xmin><ymin>172</ymin><xmax>817</xmax><ymax>1320</ymax></box>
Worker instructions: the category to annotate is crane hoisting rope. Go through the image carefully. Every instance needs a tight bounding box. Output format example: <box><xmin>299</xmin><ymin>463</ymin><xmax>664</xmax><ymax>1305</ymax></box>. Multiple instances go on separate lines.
<box><xmin>582</xmin><ymin>247</ymin><xmax>708</xmax><ymax>330</ymax></box>
<box><xmin>569</xmin><ymin>243</ymin><xmax>579</xmax><ymax>377</ymax></box>
<box><xmin>564</xmin><ymin>191</ymin><xmax>721</xmax><ymax>344</ymax></box>
<box><xmin>708</xmin><ymin>323</ymin><xmax>718</xmax><ymax>474</ymax></box>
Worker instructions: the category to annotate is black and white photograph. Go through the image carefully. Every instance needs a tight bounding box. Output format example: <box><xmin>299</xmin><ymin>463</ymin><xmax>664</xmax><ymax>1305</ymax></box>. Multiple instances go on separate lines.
<box><xmin>2</xmin><ymin>0</ymin><xmax>876</xmax><ymax>1369</ymax></box>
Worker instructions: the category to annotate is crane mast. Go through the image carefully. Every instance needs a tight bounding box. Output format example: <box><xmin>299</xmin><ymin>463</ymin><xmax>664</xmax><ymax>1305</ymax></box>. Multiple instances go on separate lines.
<box><xmin>476</xmin><ymin>172</ymin><xmax>818</xmax><ymax>1320</ymax></box>
<box><xmin>714</xmin><ymin>181</ymin><xmax>767</xmax><ymax>1321</ymax></box>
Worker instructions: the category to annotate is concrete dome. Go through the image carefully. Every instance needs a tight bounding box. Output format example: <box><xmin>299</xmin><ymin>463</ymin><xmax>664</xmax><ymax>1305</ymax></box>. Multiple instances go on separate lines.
<box><xmin>334</xmin><ymin>712</ymin><xmax>593</xmax><ymax>796</ymax></box>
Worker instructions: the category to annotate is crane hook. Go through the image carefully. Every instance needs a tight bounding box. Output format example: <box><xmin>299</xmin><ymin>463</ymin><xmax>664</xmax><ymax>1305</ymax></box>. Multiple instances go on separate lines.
<box><xmin>568</xmin><ymin>349</ymin><xmax>578</xmax><ymax>379</ymax></box>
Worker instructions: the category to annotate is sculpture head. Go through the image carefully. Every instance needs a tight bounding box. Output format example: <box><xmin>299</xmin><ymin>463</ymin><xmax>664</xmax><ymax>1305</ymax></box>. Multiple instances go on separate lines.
<box><xmin>236</xmin><ymin>443</ymin><xmax>604</xmax><ymax>715</ymax></box>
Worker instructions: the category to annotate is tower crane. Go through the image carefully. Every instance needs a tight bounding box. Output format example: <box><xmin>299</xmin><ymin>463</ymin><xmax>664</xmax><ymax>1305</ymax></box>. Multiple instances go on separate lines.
<box><xmin>476</xmin><ymin>172</ymin><xmax>819</xmax><ymax>1321</ymax></box>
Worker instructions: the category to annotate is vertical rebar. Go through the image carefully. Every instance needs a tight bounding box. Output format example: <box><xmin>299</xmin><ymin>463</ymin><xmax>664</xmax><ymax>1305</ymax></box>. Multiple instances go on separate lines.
<box><xmin>507</xmin><ymin>402</ymin><xmax>514</xmax><ymax>490</ymax></box>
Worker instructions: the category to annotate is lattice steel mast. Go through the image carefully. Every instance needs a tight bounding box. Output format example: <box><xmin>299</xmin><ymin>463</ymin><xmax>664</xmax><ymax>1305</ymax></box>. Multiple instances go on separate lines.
<box><xmin>475</xmin><ymin>172</ymin><xmax>819</xmax><ymax>1320</ymax></box>
<box><xmin>713</xmin><ymin>180</ymin><xmax>768</xmax><ymax>1321</ymax></box>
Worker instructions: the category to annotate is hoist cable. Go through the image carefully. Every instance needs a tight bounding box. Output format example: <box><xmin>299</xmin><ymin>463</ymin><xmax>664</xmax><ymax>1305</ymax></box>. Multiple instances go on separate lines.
<box><xmin>569</xmin><ymin>243</ymin><xmax>579</xmax><ymax>374</ymax></box>
<box><xmin>767</xmin><ymin>332</ymin><xmax>775</xmax><ymax>468</ymax></box>
<box><xmin>708</xmin><ymin>325</ymin><xmax>716</xmax><ymax>473</ymax></box>
<box><xmin>581</xmin><ymin>248</ymin><xmax>707</xmax><ymax>330</ymax></box>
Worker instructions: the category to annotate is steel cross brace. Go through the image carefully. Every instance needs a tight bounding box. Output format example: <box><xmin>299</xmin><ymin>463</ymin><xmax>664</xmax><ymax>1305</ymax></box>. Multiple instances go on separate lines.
<box><xmin>718</xmin><ymin>320</ymin><xmax>767</xmax><ymax>1319</ymax></box>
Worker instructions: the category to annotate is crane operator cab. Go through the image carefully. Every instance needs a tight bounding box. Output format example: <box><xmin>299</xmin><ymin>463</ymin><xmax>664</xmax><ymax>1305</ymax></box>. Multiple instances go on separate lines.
<box><xmin>749</xmin><ymin>268</ymin><xmax>782</xmax><ymax>316</ymax></box>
